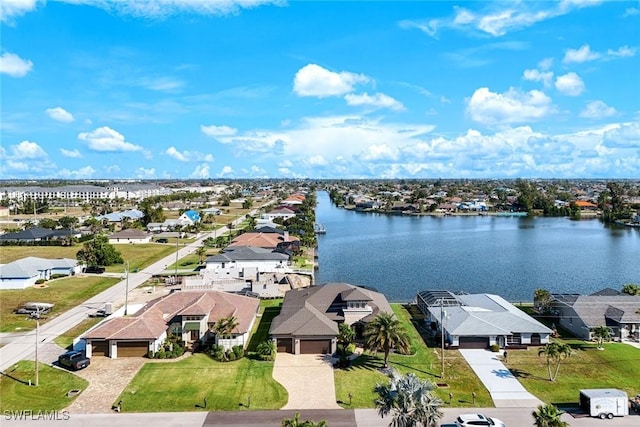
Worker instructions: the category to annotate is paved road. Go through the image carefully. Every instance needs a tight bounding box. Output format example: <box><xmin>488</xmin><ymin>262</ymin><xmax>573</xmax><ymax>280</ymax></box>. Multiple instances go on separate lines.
<box><xmin>2</xmin><ymin>408</ymin><xmax>639</xmax><ymax>426</ymax></box>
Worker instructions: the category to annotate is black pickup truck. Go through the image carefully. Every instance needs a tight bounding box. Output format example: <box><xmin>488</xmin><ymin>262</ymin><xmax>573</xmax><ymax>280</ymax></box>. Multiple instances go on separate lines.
<box><xmin>58</xmin><ymin>351</ymin><xmax>90</xmax><ymax>371</ymax></box>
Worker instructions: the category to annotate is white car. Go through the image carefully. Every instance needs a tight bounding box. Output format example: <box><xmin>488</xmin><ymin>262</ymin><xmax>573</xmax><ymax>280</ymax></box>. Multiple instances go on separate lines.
<box><xmin>455</xmin><ymin>414</ymin><xmax>506</xmax><ymax>427</ymax></box>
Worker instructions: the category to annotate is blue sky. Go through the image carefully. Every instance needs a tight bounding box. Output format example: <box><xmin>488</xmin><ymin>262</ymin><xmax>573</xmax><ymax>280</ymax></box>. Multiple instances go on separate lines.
<box><xmin>1</xmin><ymin>0</ymin><xmax>639</xmax><ymax>180</ymax></box>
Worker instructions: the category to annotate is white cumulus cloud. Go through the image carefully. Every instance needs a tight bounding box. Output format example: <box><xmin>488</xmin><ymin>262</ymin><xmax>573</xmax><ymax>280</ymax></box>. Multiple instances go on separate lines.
<box><xmin>78</xmin><ymin>126</ymin><xmax>144</xmax><ymax>152</ymax></box>
<box><xmin>607</xmin><ymin>45</ymin><xmax>637</xmax><ymax>58</ymax></box>
<box><xmin>190</xmin><ymin>164</ymin><xmax>210</xmax><ymax>179</ymax></box>
<box><xmin>580</xmin><ymin>100</ymin><xmax>617</xmax><ymax>119</ymax></box>
<box><xmin>0</xmin><ymin>52</ymin><xmax>33</xmax><ymax>77</ymax></box>
<box><xmin>58</xmin><ymin>166</ymin><xmax>96</xmax><ymax>179</ymax></box>
<box><xmin>217</xmin><ymin>165</ymin><xmax>234</xmax><ymax>177</ymax></box>
<box><xmin>555</xmin><ymin>72</ymin><xmax>585</xmax><ymax>96</ymax></box>
<box><xmin>165</xmin><ymin>146</ymin><xmax>214</xmax><ymax>162</ymax></box>
<box><xmin>200</xmin><ymin>125</ymin><xmax>238</xmax><ymax>138</ymax></box>
<box><xmin>466</xmin><ymin>87</ymin><xmax>554</xmax><ymax>125</ymax></box>
<box><xmin>523</xmin><ymin>69</ymin><xmax>554</xmax><ymax>87</ymax></box>
<box><xmin>10</xmin><ymin>140</ymin><xmax>48</xmax><ymax>159</ymax></box>
<box><xmin>563</xmin><ymin>44</ymin><xmax>600</xmax><ymax>63</ymax></box>
<box><xmin>46</xmin><ymin>107</ymin><xmax>75</xmax><ymax>122</ymax></box>
<box><xmin>344</xmin><ymin>92</ymin><xmax>405</xmax><ymax>111</ymax></box>
<box><xmin>0</xmin><ymin>0</ymin><xmax>38</xmax><ymax>23</ymax></box>
<box><xmin>60</xmin><ymin>148</ymin><xmax>82</xmax><ymax>158</ymax></box>
<box><xmin>136</xmin><ymin>167</ymin><xmax>156</xmax><ymax>178</ymax></box>
<box><xmin>293</xmin><ymin>64</ymin><xmax>370</xmax><ymax>97</ymax></box>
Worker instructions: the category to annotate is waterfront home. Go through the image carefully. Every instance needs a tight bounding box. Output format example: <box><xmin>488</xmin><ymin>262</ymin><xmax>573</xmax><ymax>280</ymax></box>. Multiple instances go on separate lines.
<box><xmin>83</xmin><ymin>290</ymin><xmax>259</xmax><ymax>358</ymax></box>
<box><xmin>550</xmin><ymin>290</ymin><xmax>640</xmax><ymax>342</ymax></box>
<box><xmin>228</xmin><ymin>231</ymin><xmax>299</xmax><ymax>252</ymax></box>
<box><xmin>0</xmin><ymin>257</ymin><xmax>82</xmax><ymax>290</ymax></box>
<box><xmin>269</xmin><ymin>282</ymin><xmax>393</xmax><ymax>355</ymax></box>
<box><xmin>416</xmin><ymin>290</ymin><xmax>552</xmax><ymax>349</ymax></box>
<box><xmin>203</xmin><ymin>246</ymin><xmax>291</xmax><ymax>280</ymax></box>
<box><xmin>261</xmin><ymin>207</ymin><xmax>297</xmax><ymax>221</ymax></box>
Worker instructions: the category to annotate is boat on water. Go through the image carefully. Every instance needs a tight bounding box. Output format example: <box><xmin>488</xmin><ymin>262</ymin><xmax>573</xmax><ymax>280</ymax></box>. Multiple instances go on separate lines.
<box><xmin>314</xmin><ymin>223</ymin><xmax>327</xmax><ymax>234</ymax></box>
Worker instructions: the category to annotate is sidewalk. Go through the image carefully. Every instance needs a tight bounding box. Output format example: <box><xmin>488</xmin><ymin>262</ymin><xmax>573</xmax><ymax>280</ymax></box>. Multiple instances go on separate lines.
<box><xmin>459</xmin><ymin>349</ymin><xmax>543</xmax><ymax>408</ymax></box>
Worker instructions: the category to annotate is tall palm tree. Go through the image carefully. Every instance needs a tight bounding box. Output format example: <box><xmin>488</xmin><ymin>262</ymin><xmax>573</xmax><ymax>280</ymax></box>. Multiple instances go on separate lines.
<box><xmin>364</xmin><ymin>312</ymin><xmax>411</xmax><ymax>368</ymax></box>
<box><xmin>538</xmin><ymin>342</ymin><xmax>573</xmax><ymax>382</ymax></box>
<box><xmin>532</xmin><ymin>403</ymin><xmax>569</xmax><ymax>427</ymax></box>
<box><xmin>374</xmin><ymin>370</ymin><xmax>443</xmax><ymax>427</ymax></box>
<box><xmin>195</xmin><ymin>246</ymin><xmax>208</xmax><ymax>265</ymax></box>
<box><xmin>338</xmin><ymin>323</ymin><xmax>356</xmax><ymax>355</ymax></box>
<box><xmin>591</xmin><ymin>326</ymin><xmax>611</xmax><ymax>350</ymax></box>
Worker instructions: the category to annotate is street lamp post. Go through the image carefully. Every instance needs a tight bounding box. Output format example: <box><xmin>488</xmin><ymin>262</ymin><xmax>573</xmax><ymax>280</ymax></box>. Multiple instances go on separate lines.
<box><xmin>34</xmin><ymin>318</ymin><xmax>39</xmax><ymax>386</ymax></box>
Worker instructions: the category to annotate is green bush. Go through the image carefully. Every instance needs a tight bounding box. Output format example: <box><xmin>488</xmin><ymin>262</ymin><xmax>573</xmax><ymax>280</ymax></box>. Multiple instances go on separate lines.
<box><xmin>147</xmin><ymin>350</ymin><xmax>154</xmax><ymax>359</ymax></box>
<box><xmin>35</xmin><ymin>279</ymin><xmax>46</xmax><ymax>284</ymax></box>
<box><xmin>232</xmin><ymin>345</ymin><xmax>244</xmax><ymax>359</ymax></box>
<box><xmin>227</xmin><ymin>351</ymin><xmax>237</xmax><ymax>361</ymax></box>
<box><xmin>490</xmin><ymin>344</ymin><xmax>500</xmax><ymax>352</ymax></box>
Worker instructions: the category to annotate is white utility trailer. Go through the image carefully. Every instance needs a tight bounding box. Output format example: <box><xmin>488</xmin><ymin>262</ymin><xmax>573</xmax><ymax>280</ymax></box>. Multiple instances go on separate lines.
<box><xmin>579</xmin><ymin>388</ymin><xmax>629</xmax><ymax>419</ymax></box>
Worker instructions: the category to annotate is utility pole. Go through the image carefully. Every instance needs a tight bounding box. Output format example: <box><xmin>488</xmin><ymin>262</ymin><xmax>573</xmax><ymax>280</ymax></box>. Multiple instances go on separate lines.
<box><xmin>174</xmin><ymin>232</ymin><xmax>179</xmax><ymax>285</ymax></box>
<box><xmin>440</xmin><ymin>298</ymin><xmax>445</xmax><ymax>379</ymax></box>
<box><xmin>124</xmin><ymin>261</ymin><xmax>129</xmax><ymax>316</ymax></box>
<box><xmin>35</xmin><ymin>317</ymin><xmax>39</xmax><ymax>386</ymax></box>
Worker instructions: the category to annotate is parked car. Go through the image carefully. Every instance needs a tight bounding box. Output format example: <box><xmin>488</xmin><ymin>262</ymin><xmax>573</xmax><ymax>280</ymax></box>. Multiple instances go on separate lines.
<box><xmin>83</xmin><ymin>266</ymin><xmax>105</xmax><ymax>274</ymax></box>
<box><xmin>455</xmin><ymin>414</ymin><xmax>506</xmax><ymax>427</ymax></box>
<box><xmin>156</xmin><ymin>238</ymin><xmax>169</xmax><ymax>243</ymax></box>
<box><xmin>58</xmin><ymin>351</ymin><xmax>90</xmax><ymax>371</ymax></box>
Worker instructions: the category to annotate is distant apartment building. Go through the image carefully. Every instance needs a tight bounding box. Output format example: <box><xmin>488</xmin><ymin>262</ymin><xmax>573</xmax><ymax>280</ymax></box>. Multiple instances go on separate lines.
<box><xmin>0</xmin><ymin>183</ymin><xmax>169</xmax><ymax>202</ymax></box>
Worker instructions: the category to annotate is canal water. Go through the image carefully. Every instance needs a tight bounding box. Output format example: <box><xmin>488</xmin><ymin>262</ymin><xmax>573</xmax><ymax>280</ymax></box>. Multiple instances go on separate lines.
<box><xmin>315</xmin><ymin>191</ymin><xmax>639</xmax><ymax>303</ymax></box>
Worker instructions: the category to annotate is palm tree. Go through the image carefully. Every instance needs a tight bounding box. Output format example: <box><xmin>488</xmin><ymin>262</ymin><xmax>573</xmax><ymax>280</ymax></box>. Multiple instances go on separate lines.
<box><xmin>374</xmin><ymin>370</ymin><xmax>443</xmax><ymax>427</ymax></box>
<box><xmin>591</xmin><ymin>326</ymin><xmax>611</xmax><ymax>350</ymax></box>
<box><xmin>195</xmin><ymin>246</ymin><xmax>208</xmax><ymax>265</ymax></box>
<box><xmin>337</xmin><ymin>323</ymin><xmax>356</xmax><ymax>355</ymax></box>
<box><xmin>364</xmin><ymin>312</ymin><xmax>411</xmax><ymax>369</ymax></box>
<box><xmin>256</xmin><ymin>341</ymin><xmax>276</xmax><ymax>361</ymax></box>
<box><xmin>214</xmin><ymin>316</ymin><xmax>239</xmax><ymax>342</ymax></box>
<box><xmin>532</xmin><ymin>403</ymin><xmax>569</xmax><ymax>427</ymax></box>
<box><xmin>538</xmin><ymin>342</ymin><xmax>573</xmax><ymax>382</ymax></box>
<box><xmin>281</xmin><ymin>412</ymin><xmax>327</xmax><ymax>427</ymax></box>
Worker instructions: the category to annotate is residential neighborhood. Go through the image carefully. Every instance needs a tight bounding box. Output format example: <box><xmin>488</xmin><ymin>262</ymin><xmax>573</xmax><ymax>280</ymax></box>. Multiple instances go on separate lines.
<box><xmin>0</xmin><ymin>179</ymin><xmax>639</xmax><ymax>426</ymax></box>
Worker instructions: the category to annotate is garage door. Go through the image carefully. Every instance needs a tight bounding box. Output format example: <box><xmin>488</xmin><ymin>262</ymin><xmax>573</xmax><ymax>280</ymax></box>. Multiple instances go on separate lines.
<box><xmin>459</xmin><ymin>337</ymin><xmax>489</xmax><ymax>349</ymax></box>
<box><xmin>300</xmin><ymin>339</ymin><xmax>331</xmax><ymax>354</ymax></box>
<box><xmin>117</xmin><ymin>341</ymin><xmax>149</xmax><ymax>357</ymax></box>
<box><xmin>276</xmin><ymin>338</ymin><xmax>293</xmax><ymax>353</ymax></box>
<box><xmin>92</xmin><ymin>340</ymin><xmax>108</xmax><ymax>357</ymax></box>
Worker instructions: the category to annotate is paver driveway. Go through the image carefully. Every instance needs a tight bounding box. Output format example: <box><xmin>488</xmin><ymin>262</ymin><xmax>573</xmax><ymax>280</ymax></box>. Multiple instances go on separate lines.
<box><xmin>272</xmin><ymin>353</ymin><xmax>342</xmax><ymax>410</ymax></box>
<box><xmin>65</xmin><ymin>357</ymin><xmax>146</xmax><ymax>414</ymax></box>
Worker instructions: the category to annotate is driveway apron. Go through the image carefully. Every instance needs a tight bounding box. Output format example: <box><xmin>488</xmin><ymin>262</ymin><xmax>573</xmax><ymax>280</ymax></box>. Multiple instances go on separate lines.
<box><xmin>459</xmin><ymin>349</ymin><xmax>543</xmax><ymax>408</ymax></box>
<box><xmin>272</xmin><ymin>353</ymin><xmax>342</xmax><ymax>410</ymax></box>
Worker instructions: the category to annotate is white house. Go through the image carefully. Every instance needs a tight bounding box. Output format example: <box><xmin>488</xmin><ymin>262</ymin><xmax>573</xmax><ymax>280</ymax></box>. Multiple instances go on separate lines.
<box><xmin>261</xmin><ymin>207</ymin><xmax>297</xmax><ymax>222</ymax></box>
<box><xmin>203</xmin><ymin>246</ymin><xmax>291</xmax><ymax>281</ymax></box>
<box><xmin>108</xmin><ymin>229</ymin><xmax>153</xmax><ymax>244</ymax></box>
<box><xmin>0</xmin><ymin>257</ymin><xmax>82</xmax><ymax>290</ymax></box>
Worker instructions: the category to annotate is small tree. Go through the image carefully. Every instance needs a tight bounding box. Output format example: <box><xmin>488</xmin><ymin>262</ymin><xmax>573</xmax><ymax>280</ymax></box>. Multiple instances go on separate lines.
<box><xmin>374</xmin><ymin>370</ymin><xmax>443</xmax><ymax>427</ymax></box>
<box><xmin>256</xmin><ymin>341</ymin><xmax>276</xmax><ymax>361</ymax></box>
<box><xmin>532</xmin><ymin>403</ymin><xmax>569</xmax><ymax>427</ymax></box>
<box><xmin>337</xmin><ymin>323</ymin><xmax>356</xmax><ymax>355</ymax></box>
<box><xmin>195</xmin><ymin>246</ymin><xmax>208</xmax><ymax>265</ymax></box>
<box><xmin>281</xmin><ymin>412</ymin><xmax>327</xmax><ymax>427</ymax></box>
<box><xmin>591</xmin><ymin>326</ymin><xmax>611</xmax><ymax>350</ymax></box>
<box><xmin>538</xmin><ymin>342</ymin><xmax>573</xmax><ymax>382</ymax></box>
<box><xmin>534</xmin><ymin>288</ymin><xmax>552</xmax><ymax>314</ymax></box>
<box><xmin>76</xmin><ymin>235</ymin><xmax>123</xmax><ymax>266</ymax></box>
<box><xmin>621</xmin><ymin>283</ymin><xmax>640</xmax><ymax>296</ymax></box>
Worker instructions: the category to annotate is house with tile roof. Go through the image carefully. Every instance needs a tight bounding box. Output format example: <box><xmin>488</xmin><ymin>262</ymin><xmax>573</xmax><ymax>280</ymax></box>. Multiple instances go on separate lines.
<box><xmin>83</xmin><ymin>290</ymin><xmax>259</xmax><ymax>358</ymax></box>
<box><xmin>269</xmin><ymin>283</ymin><xmax>393</xmax><ymax>355</ymax></box>
<box><xmin>0</xmin><ymin>257</ymin><xmax>82</xmax><ymax>290</ymax></box>
<box><xmin>228</xmin><ymin>231</ymin><xmax>299</xmax><ymax>252</ymax></box>
<box><xmin>550</xmin><ymin>289</ymin><xmax>640</xmax><ymax>342</ymax></box>
<box><xmin>416</xmin><ymin>290</ymin><xmax>552</xmax><ymax>349</ymax></box>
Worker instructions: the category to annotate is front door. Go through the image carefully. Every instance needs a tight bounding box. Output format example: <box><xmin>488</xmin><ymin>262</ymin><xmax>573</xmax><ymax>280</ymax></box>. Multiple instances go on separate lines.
<box><xmin>190</xmin><ymin>329</ymin><xmax>200</xmax><ymax>341</ymax></box>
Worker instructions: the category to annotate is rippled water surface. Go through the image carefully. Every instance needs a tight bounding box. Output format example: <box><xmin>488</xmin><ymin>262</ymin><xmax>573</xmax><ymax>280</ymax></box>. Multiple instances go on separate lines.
<box><xmin>315</xmin><ymin>191</ymin><xmax>640</xmax><ymax>302</ymax></box>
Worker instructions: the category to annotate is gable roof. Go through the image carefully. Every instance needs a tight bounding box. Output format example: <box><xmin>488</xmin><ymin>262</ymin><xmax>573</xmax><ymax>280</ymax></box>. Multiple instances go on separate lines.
<box><xmin>181</xmin><ymin>209</ymin><xmax>201</xmax><ymax>222</ymax></box>
<box><xmin>0</xmin><ymin>227</ymin><xmax>58</xmax><ymax>241</ymax></box>
<box><xmin>0</xmin><ymin>257</ymin><xmax>78</xmax><ymax>279</ymax></box>
<box><xmin>229</xmin><ymin>232</ymin><xmax>297</xmax><ymax>249</ymax></box>
<box><xmin>84</xmin><ymin>290</ymin><xmax>259</xmax><ymax>340</ymax></box>
<box><xmin>109</xmin><ymin>228</ymin><xmax>152</xmax><ymax>239</ymax></box>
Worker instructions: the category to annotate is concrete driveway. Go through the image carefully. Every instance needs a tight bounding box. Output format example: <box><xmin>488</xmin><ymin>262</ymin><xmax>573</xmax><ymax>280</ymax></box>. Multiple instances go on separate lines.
<box><xmin>459</xmin><ymin>349</ymin><xmax>543</xmax><ymax>408</ymax></box>
<box><xmin>272</xmin><ymin>353</ymin><xmax>342</xmax><ymax>410</ymax></box>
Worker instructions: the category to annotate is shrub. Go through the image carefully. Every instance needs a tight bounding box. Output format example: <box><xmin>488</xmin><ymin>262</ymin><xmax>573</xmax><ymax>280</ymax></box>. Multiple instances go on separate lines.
<box><xmin>490</xmin><ymin>344</ymin><xmax>500</xmax><ymax>352</ymax></box>
<box><xmin>156</xmin><ymin>349</ymin><xmax>166</xmax><ymax>359</ymax></box>
<box><xmin>232</xmin><ymin>345</ymin><xmax>244</xmax><ymax>359</ymax></box>
<box><xmin>147</xmin><ymin>350</ymin><xmax>154</xmax><ymax>359</ymax></box>
<box><xmin>227</xmin><ymin>350</ymin><xmax>237</xmax><ymax>361</ymax></box>
<box><xmin>346</xmin><ymin>343</ymin><xmax>356</xmax><ymax>355</ymax></box>
<box><xmin>35</xmin><ymin>279</ymin><xmax>46</xmax><ymax>284</ymax></box>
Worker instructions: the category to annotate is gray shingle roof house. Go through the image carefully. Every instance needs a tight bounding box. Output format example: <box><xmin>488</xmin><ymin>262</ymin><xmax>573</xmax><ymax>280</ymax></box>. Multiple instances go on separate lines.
<box><xmin>0</xmin><ymin>227</ymin><xmax>78</xmax><ymax>242</ymax></box>
<box><xmin>550</xmin><ymin>290</ymin><xmax>640</xmax><ymax>341</ymax></box>
<box><xmin>269</xmin><ymin>282</ymin><xmax>393</xmax><ymax>355</ymax></box>
<box><xmin>416</xmin><ymin>290</ymin><xmax>552</xmax><ymax>349</ymax></box>
<box><xmin>0</xmin><ymin>256</ymin><xmax>82</xmax><ymax>290</ymax></box>
<box><xmin>108</xmin><ymin>228</ymin><xmax>152</xmax><ymax>244</ymax></box>
<box><xmin>83</xmin><ymin>290</ymin><xmax>259</xmax><ymax>358</ymax></box>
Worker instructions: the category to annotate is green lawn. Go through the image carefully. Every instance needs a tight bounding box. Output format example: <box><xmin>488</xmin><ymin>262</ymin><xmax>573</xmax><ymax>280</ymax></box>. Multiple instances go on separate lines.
<box><xmin>115</xmin><ymin>299</ymin><xmax>286</xmax><ymax>412</ymax></box>
<box><xmin>117</xmin><ymin>354</ymin><xmax>287</xmax><ymax>412</ymax></box>
<box><xmin>334</xmin><ymin>304</ymin><xmax>493</xmax><ymax>408</ymax></box>
<box><xmin>507</xmin><ymin>339</ymin><xmax>640</xmax><ymax>405</ymax></box>
<box><xmin>0</xmin><ymin>361</ymin><xmax>88</xmax><ymax>412</ymax></box>
<box><xmin>0</xmin><ymin>276</ymin><xmax>119</xmax><ymax>332</ymax></box>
